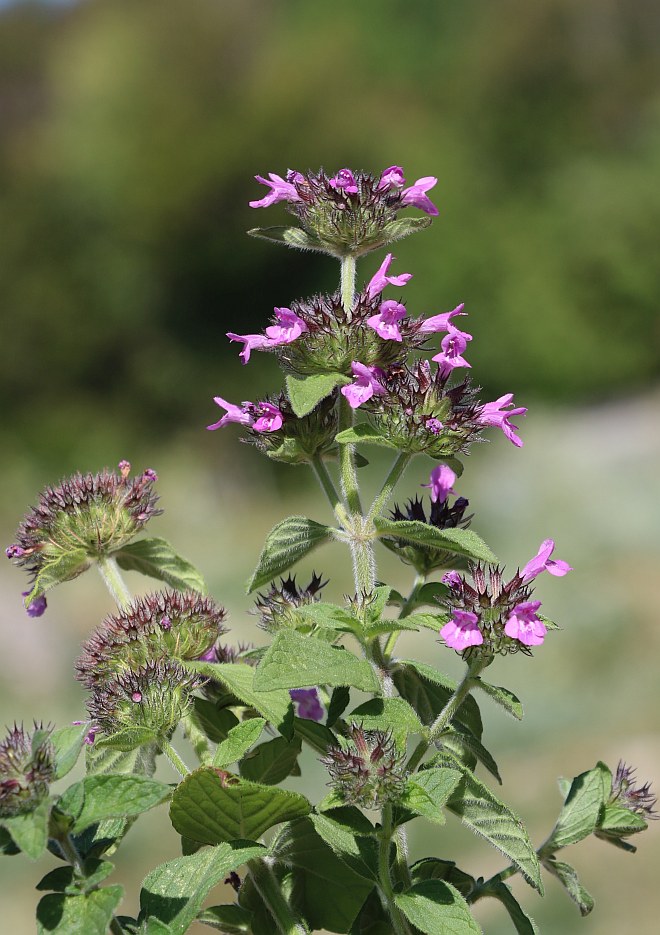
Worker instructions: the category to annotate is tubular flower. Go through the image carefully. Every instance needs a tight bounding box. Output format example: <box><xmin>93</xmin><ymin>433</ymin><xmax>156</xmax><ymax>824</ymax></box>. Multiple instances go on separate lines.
<box><xmin>207</xmin><ymin>397</ymin><xmax>254</xmax><ymax>430</ymax></box>
<box><xmin>207</xmin><ymin>398</ymin><xmax>283</xmax><ymax>433</ymax></box>
<box><xmin>422</xmin><ymin>464</ymin><xmax>457</xmax><ymax>504</ymax></box>
<box><xmin>477</xmin><ymin>393</ymin><xmax>527</xmax><ymax>447</ymax></box>
<box><xmin>440</xmin><ymin>610</ymin><xmax>484</xmax><ymax>652</ymax></box>
<box><xmin>520</xmin><ymin>539</ymin><xmax>572</xmax><ymax>582</ymax></box>
<box><xmin>504</xmin><ymin>600</ymin><xmax>546</xmax><ymax>646</ymax></box>
<box><xmin>290</xmin><ymin>688</ymin><xmax>324</xmax><ymax>722</ymax></box>
<box><xmin>245</xmin><ymin>392</ymin><xmax>338</xmax><ymax>465</ymax></box>
<box><xmin>417</xmin><ymin>303</ymin><xmax>466</xmax><ymax>334</ymax></box>
<box><xmin>226</xmin><ymin>333</ymin><xmax>273</xmax><ymax>365</ymax></box>
<box><xmin>367</xmin><ymin>300</ymin><xmax>407</xmax><ymax>342</ymax></box>
<box><xmin>377</xmin><ymin>165</ymin><xmax>406</xmax><ymax>191</ymax></box>
<box><xmin>432</xmin><ymin>324</ymin><xmax>473</xmax><ymax>377</ymax></box>
<box><xmin>341</xmin><ymin>362</ymin><xmax>388</xmax><ymax>409</ymax></box>
<box><xmin>366</xmin><ymin>253</ymin><xmax>412</xmax><ymax>299</ymax></box>
<box><xmin>400</xmin><ymin>176</ymin><xmax>439</xmax><ymax>216</ymax></box>
<box><xmin>328</xmin><ymin>168</ymin><xmax>359</xmax><ymax>193</ymax></box>
<box><xmin>265</xmin><ymin>307</ymin><xmax>308</xmax><ymax>344</ymax></box>
<box><xmin>249</xmin><ymin>172</ymin><xmax>302</xmax><ymax>208</ymax></box>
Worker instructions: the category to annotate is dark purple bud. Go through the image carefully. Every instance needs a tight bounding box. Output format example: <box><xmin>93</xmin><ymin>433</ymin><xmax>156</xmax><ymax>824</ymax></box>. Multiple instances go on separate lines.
<box><xmin>143</xmin><ymin>469</ymin><xmax>158</xmax><ymax>482</ymax></box>
<box><xmin>6</xmin><ymin>545</ymin><xmax>26</xmax><ymax>559</ymax></box>
<box><xmin>22</xmin><ymin>591</ymin><xmax>47</xmax><ymax>617</ymax></box>
<box><xmin>159</xmin><ymin>615</ymin><xmax>172</xmax><ymax>630</ymax></box>
<box><xmin>131</xmin><ymin>691</ymin><xmax>142</xmax><ymax>703</ymax></box>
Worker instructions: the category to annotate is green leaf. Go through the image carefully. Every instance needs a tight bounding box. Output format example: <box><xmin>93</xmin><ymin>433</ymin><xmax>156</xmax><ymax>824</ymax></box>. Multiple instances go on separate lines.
<box><xmin>431</xmin><ymin>750</ymin><xmax>543</xmax><ymax>893</ymax></box>
<box><xmin>395</xmin><ymin>879</ymin><xmax>482</xmax><ymax>934</ymax></box>
<box><xmin>0</xmin><ymin>797</ymin><xmax>50</xmax><ymax>859</ymax></box>
<box><xmin>56</xmin><ymin>775</ymin><xmax>171</xmax><ymax>834</ymax></box>
<box><xmin>36</xmin><ymin>886</ymin><xmax>124</xmax><ymax>935</ymax></box>
<box><xmin>212</xmin><ymin>718</ymin><xmax>266</xmax><ymax>768</ymax></box>
<box><xmin>335</xmin><ymin>423</ymin><xmax>397</xmax><ymax>449</ymax></box>
<box><xmin>144</xmin><ymin>921</ymin><xmax>174</xmax><ymax>935</ymax></box>
<box><xmin>247</xmin><ymin>515</ymin><xmax>334</xmax><ymax>592</ymax></box>
<box><xmin>484</xmin><ymin>880</ymin><xmax>540</xmax><ymax>933</ymax></box>
<box><xmin>399</xmin><ymin>612</ymin><xmax>450</xmax><ymax>631</ymax></box>
<box><xmin>170</xmin><ymin>767</ymin><xmax>310</xmax><ymax>844</ymax></box>
<box><xmin>253</xmin><ymin>630</ymin><xmax>380</xmax><ymax>693</ymax></box>
<box><xmin>327</xmin><ymin>686</ymin><xmax>351</xmax><ymax>727</ymax></box>
<box><xmin>285</xmin><ymin>372</ymin><xmax>349</xmax><ymax>417</ymax></box>
<box><xmin>348</xmin><ymin>697</ymin><xmax>422</xmax><ymax>749</ymax></box>
<box><xmin>272</xmin><ymin>817</ymin><xmax>374</xmax><ymax>932</ymax></box>
<box><xmin>84</xmin><ymin>740</ymin><xmax>146</xmax><ymax>777</ymax></box>
<box><xmin>544</xmin><ymin>762</ymin><xmax>610</xmax><ymax>851</ymax></box>
<box><xmin>51</xmin><ymin>723</ymin><xmax>89</xmax><ymax>780</ymax></box>
<box><xmin>37</xmin><ymin>859</ymin><xmax>115</xmax><ymax>895</ymax></box>
<box><xmin>310</xmin><ymin>811</ymin><xmax>378</xmax><ymax>882</ymax></box>
<box><xmin>295</xmin><ymin>602</ymin><xmax>363</xmax><ymax>633</ymax></box>
<box><xmin>598</xmin><ymin>803</ymin><xmax>647</xmax><ymax>838</ymax></box>
<box><xmin>139</xmin><ymin>841</ymin><xmax>265</xmax><ymax>935</ymax></box>
<box><xmin>541</xmin><ymin>857</ymin><xmax>594</xmax><ymax>916</ymax></box>
<box><xmin>196</xmin><ymin>904</ymin><xmax>253</xmax><ymax>932</ymax></box>
<box><xmin>472</xmin><ymin>679</ymin><xmax>524</xmax><ymax>720</ymax></box>
<box><xmin>438</xmin><ymin>727</ymin><xmax>501</xmax><ymax>784</ymax></box>
<box><xmin>0</xmin><ymin>825</ymin><xmax>20</xmax><ymax>855</ymax></box>
<box><xmin>185</xmin><ymin>662</ymin><xmax>294</xmax><ymax>740</ymax></box>
<box><xmin>191</xmin><ymin>698</ymin><xmax>239</xmax><ymax>743</ymax></box>
<box><xmin>247</xmin><ymin>225</ymin><xmax>326</xmax><ymax>253</ymax></box>
<box><xmin>239</xmin><ymin>736</ymin><xmax>302</xmax><ymax>785</ymax></box>
<box><xmin>398</xmin><ymin>768</ymin><xmax>463</xmax><ymax>826</ymax></box>
<box><xmin>410</xmin><ymin>858</ymin><xmax>475</xmax><ymax>897</ymax></box>
<box><xmin>94</xmin><ymin>727</ymin><xmax>158</xmax><ymax>752</ymax></box>
<box><xmin>25</xmin><ymin>548</ymin><xmax>90</xmax><ymax>605</ymax></box>
<box><xmin>292</xmin><ymin>716</ymin><xmax>337</xmax><ymax>754</ymax></box>
<box><xmin>380</xmin><ymin>215</ymin><xmax>433</xmax><ymax>244</ymax></box>
<box><xmin>393</xmin><ymin>660</ymin><xmax>483</xmax><ymax>739</ymax></box>
<box><xmin>114</xmin><ymin>537</ymin><xmax>207</xmax><ymax>594</ymax></box>
<box><xmin>374</xmin><ymin>517</ymin><xmax>498</xmax><ymax>563</ymax></box>
<box><xmin>413</xmin><ymin>581</ymin><xmax>450</xmax><ymax>609</ymax></box>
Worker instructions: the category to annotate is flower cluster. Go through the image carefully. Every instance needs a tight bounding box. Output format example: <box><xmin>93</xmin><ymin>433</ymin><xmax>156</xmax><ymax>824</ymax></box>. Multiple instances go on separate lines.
<box><xmin>439</xmin><ymin>538</ymin><xmax>572</xmax><ymax>655</ymax></box>
<box><xmin>321</xmin><ymin>724</ymin><xmax>406</xmax><ymax>808</ymax></box>
<box><xmin>76</xmin><ymin>591</ymin><xmax>228</xmax><ymax>739</ymax></box>
<box><xmin>6</xmin><ymin>461</ymin><xmax>161</xmax><ymax>610</ymax></box>
<box><xmin>0</xmin><ymin>723</ymin><xmax>54</xmax><ymax>818</ymax></box>
<box><xmin>253</xmin><ymin>574</ymin><xmax>327</xmax><ymax>632</ymax></box>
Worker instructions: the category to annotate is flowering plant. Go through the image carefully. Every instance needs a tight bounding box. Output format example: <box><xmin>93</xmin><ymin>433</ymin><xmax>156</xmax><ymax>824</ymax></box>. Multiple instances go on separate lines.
<box><xmin>2</xmin><ymin>165</ymin><xmax>655</xmax><ymax>935</ymax></box>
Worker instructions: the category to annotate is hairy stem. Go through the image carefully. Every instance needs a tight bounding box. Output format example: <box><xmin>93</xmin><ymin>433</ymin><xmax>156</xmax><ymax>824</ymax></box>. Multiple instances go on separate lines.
<box><xmin>338</xmin><ymin>396</ymin><xmax>363</xmax><ymax>516</ymax></box>
<box><xmin>310</xmin><ymin>454</ymin><xmax>344</xmax><ymax>520</ymax></box>
<box><xmin>383</xmin><ymin>573</ymin><xmax>426</xmax><ymax>662</ymax></box>
<box><xmin>406</xmin><ymin>657</ymin><xmax>487</xmax><ymax>772</ymax></box>
<box><xmin>248</xmin><ymin>858</ymin><xmax>311</xmax><ymax>935</ymax></box>
<box><xmin>96</xmin><ymin>555</ymin><xmax>132</xmax><ymax>610</ymax></box>
<box><xmin>378</xmin><ymin>803</ymin><xmax>413</xmax><ymax>935</ymax></box>
<box><xmin>158</xmin><ymin>737</ymin><xmax>190</xmax><ymax>777</ymax></box>
<box><xmin>340</xmin><ymin>254</ymin><xmax>357</xmax><ymax>314</ymax></box>
<box><xmin>368</xmin><ymin>452</ymin><xmax>412</xmax><ymax>521</ymax></box>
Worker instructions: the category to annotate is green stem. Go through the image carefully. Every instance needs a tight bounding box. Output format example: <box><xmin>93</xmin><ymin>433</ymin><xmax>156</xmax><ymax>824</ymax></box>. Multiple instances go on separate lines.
<box><xmin>406</xmin><ymin>658</ymin><xmax>487</xmax><ymax>772</ymax></box>
<box><xmin>109</xmin><ymin>919</ymin><xmax>124</xmax><ymax>935</ymax></box>
<box><xmin>248</xmin><ymin>858</ymin><xmax>311</xmax><ymax>935</ymax></box>
<box><xmin>159</xmin><ymin>737</ymin><xmax>190</xmax><ymax>777</ymax></box>
<box><xmin>378</xmin><ymin>804</ymin><xmax>413</xmax><ymax>935</ymax></box>
<box><xmin>368</xmin><ymin>452</ymin><xmax>412</xmax><ymax>521</ymax></box>
<box><xmin>338</xmin><ymin>396</ymin><xmax>362</xmax><ymax>516</ymax></box>
<box><xmin>310</xmin><ymin>454</ymin><xmax>344</xmax><ymax>520</ymax></box>
<box><xmin>383</xmin><ymin>573</ymin><xmax>426</xmax><ymax>661</ymax></box>
<box><xmin>340</xmin><ymin>255</ymin><xmax>357</xmax><ymax>314</ymax></box>
<box><xmin>96</xmin><ymin>555</ymin><xmax>132</xmax><ymax>609</ymax></box>
<box><xmin>57</xmin><ymin>832</ymin><xmax>85</xmax><ymax>874</ymax></box>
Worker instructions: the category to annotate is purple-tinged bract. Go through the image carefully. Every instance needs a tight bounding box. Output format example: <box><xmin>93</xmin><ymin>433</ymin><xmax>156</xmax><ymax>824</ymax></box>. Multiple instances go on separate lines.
<box><xmin>0</xmin><ymin>723</ymin><xmax>54</xmax><ymax>818</ymax></box>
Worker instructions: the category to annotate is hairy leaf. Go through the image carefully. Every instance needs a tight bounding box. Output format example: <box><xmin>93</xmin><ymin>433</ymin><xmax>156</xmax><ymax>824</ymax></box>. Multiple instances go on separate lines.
<box><xmin>542</xmin><ymin>857</ymin><xmax>594</xmax><ymax>916</ymax></box>
<box><xmin>36</xmin><ymin>886</ymin><xmax>123</xmax><ymax>935</ymax></box>
<box><xmin>395</xmin><ymin>879</ymin><xmax>482</xmax><ymax>934</ymax></box>
<box><xmin>0</xmin><ymin>797</ymin><xmax>50</xmax><ymax>859</ymax></box>
<box><xmin>212</xmin><ymin>719</ymin><xmax>266</xmax><ymax>768</ymax></box>
<box><xmin>286</xmin><ymin>372</ymin><xmax>349</xmax><ymax>417</ymax></box>
<box><xmin>374</xmin><ymin>517</ymin><xmax>497</xmax><ymax>563</ymax></box>
<box><xmin>348</xmin><ymin>697</ymin><xmax>422</xmax><ymax>749</ymax></box>
<box><xmin>254</xmin><ymin>630</ymin><xmax>379</xmax><ymax>692</ymax></box>
<box><xmin>56</xmin><ymin>775</ymin><xmax>171</xmax><ymax>834</ymax></box>
<box><xmin>25</xmin><ymin>548</ymin><xmax>89</xmax><ymax>606</ymax></box>
<box><xmin>196</xmin><ymin>904</ymin><xmax>253</xmax><ymax>932</ymax></box>
<box><xmin>398</xmin><ymin>768</ymin><xmax>463</xmax><ymax>826</ymax></box>
<box><xmin>114</xmin><ymin>537</ymin><xmax>206</xmax><ymax>594</ymax></box>
<box><xmin>482</xmin><ymin>880</ymin><xmax>540</xmax><ymax>933</ymax></box>
<box><xmin>239</xmin><ymin>736</ymin><xmax>302</xmax><ymax>785</ymax></box>
<box><xmin>335</xmin><ymin>424</ymin><xmax>397</xmax><ymax>449</ymax></box>
<box><xmin>544</xmin><ymin>762</ymin><xmax>610</xmax><ymax>851</ymax></box>
<box><xmin>393</xmin><ymin>660</ymin><xmax>483</xmax><ymax>739</ymax></box>
<box><xmin>51</xmin><ymin>723</ymin><xmax>89</xmax><ymax>780</ymax></box>
<box><xmin>247</xmin><ymin>516</ymin><xmax>334</xmax><ymax>592</ymax></box>
<box><xmin>472</xmin><ymin>679</ymin><xmax>523</xmax><ymax>720</ymax></box>
<box><xmin>247</xmin><ymin>225</ymin><xmax>325</xmax><ymax>252</ymax></box>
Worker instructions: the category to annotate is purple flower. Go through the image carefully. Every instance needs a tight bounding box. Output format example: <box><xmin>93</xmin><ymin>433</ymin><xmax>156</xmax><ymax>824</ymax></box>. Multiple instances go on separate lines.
<box><xmin>6</xmin><ymin>545</ymin><xmax>26</xmax><ymax>559</ymax></box>
<box><xmin>401</xmin><ymin>176</ymin><xmax>439</xmax><ymax>216</ymax></box>
<box><xmin>377</xmin><ymin>165</ymin><xmax>406</xmax><ymax>191</ymax></box>
<box><xmin>442</xmin><ymin>570</ymin><xmax>462</xmax><ymax>588</ymax></box>
<box><xmin>22</xmin><ymin>591</ymin><xmax>47</xmax><ymax>618</ymax></box>
<box><xmin>367</xmin><ymin>300</ymin><xmax>407</xmax><ymax>342</ymax></box>
<box><xmin>226</xmin><ymin>332</ymin><xmax>273</xmax><ymax>365</ymax></box>
<box><xmin>249</xmin><ymin>172</ymin><xmax>302</xmax><ymax>209</ymax></box>
<box><xmin>290</xmin><ymin>688</ymin><xmax>324</xmax><ymax>722</ymax></box>
<box><xmin>340</xmin><ymin>362</ymin><xmax>388</xmax><ymax>409</ymax></box>
<box><xmin>477</xmin><ymin>393</ymin><xmax>527</xmax><ymax>447</ymax></box>
<box><xmin>520</xmin><ymin>539</ymin><xmax>572</xmax><ymax>582</ymax></box>
<box><xmin>504</xmin><ymin>600</ymin><xmax>546</xmax><ymax>646</ymax></box>
<box><xmin>425</xmin><ymin>417</ymin><xmax>443</xmax><ymax>435</ymax></box>
<box><xmin>329</xmin><ymin>169</ymin><xmax>359</xmax><ymax>194</ymax></box>
<box><xmin>265</xmin><ymin>307</ymin><xmax>308</xmax><ymax>345</ymax></box>
<box><xmin>72</xmin><ymin>721</ymin><xmax>98</xmax><ymax>745</ymax></box>
<box><xmin>252</xmin><ymin>402</ymin><xmax>284</xmax><ymax>433</ymax></box>
<box><xmin>207</xmin><ymin>396</ymin><xmax>254</xmax><ymax>431</ymax></box>
<box><xmin>418</xmin><ymin>303</ymin><xmax>466</xmax><ymax>334</ymax></box>
<box><xmin>440</xmin><ymin>610</ymin><xmax>483</xmax><ymax>652</ymax></box>
<box><xmin>432</xmin><ymin>324</ymin><xmax>472</xmax><ymax>377</ymax></box>
<box><xmin>366</xmin><ymin>253</ymin><xmax>413</xmax><ymax>299</ymax></box>
<box><xmin>422</xmin><ymin>464</ymin><xmax>457</xmax><ymax>504</ymax></box>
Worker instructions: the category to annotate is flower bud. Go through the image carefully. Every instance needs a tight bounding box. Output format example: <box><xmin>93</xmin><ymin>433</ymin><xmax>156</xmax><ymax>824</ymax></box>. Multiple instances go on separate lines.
<box><xmin>0</xmin><ymin>723</ymin><xmax>54</xmax><ymax>817</ymax></box>
<box><xmin>594</xmin><ymin>761</ymin><xmax>658</xmax><ymax>850</ymax></box>
<box><xmin>253</xmin><ymin>574</ymin><xmax>327</xmax><ymax>633</ymax></box>
<box><xmin>76</xmin><ymin>591</ymin><xmax>228</xmax><ymax>690</ymax></box>
<box><xmin>321</xmin><ymin>724</ymin><xmax>406</xmax><ymax>808</ymax></box>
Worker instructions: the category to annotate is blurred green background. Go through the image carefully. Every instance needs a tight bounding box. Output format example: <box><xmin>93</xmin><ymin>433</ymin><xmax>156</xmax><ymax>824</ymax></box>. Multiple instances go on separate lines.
<box><xmin>1</xmin><ymin>0</ymin><xmax>659</xmax><ymax>931</ymax></box>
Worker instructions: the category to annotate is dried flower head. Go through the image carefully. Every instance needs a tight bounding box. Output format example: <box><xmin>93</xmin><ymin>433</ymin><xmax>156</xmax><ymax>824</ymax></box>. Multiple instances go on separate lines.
<box><xmin>321</xmin><ymin>724</ymin><xmax>406</xmax><ymax>808</ymax></box>
<box><xmin>250</xmin><ymin>167</ymin><xmax>437</xmax><ymax>258</ymax></box>
<box><xmin>384</xmin><ymin>494</ymin><xmax>472</xmax><ymax>575</ymax></box>
<box><xmin>253</xmin><ymin>574</ymin><xmax>327</xmax><ymax>633</ymax></box>
<box><xmin>0</xmin><ymin>723</ymin><xmax>54</xmax><ymax>817</ymax></box>
<box><xmin>86</xmin><ymin>660</ymin><xmax>201</xmax><ymax>738</ymax></box>
<box><xmin>6</xmin><ymin>461</ymin><xmax>161</xmax><ymax>607</ymax></box>
<box><xmin>76</xmin><ymin>591</ymin><xmax>228</xmax><ymax>690</ymax></box>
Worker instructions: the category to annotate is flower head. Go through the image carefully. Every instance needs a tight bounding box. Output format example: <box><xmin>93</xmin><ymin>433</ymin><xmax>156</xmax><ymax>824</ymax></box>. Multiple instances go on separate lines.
<box><xmin>422</xmin><ymin>464</ymin><xmax>457</xmax><ymax>504</ymax></box>
<box><xmin>0</xmin><ymin>723</ymin><xmax>54</xmax><ymax>817</ymax></box>
<box><xmin>340</xmin><ymin>362</ymin><xmax>387</xmax><ymax>409</ymax></box>
<box><xmin>504</xmin><ymin>600</ymin><xmax>546</xmax><ymax>646</ymax></box>
<box><xmin>477</xmin><ymin>393</ymin><xmax>527</xmax><ymax>447</ymax></box>
<box><xmin>608</xmin><ymin>762</ymin><xmax>658</xmax><ymax>821</ymax></box>
<box><xmin>384</xmin><ymin>494</ymin><xmax>471</xmax><ymax>575</ymax></box>
<box><xmin>290</xmin><ymin>688</ymin><xmax>324</xmax><ymax>722</ymax></box>
<box><xmin>328</xmin><ymin>168</ymin><xmax>359</xmax><ymax>194</ymax></box>
<box><xmin>401</xmin><ymin>176</ymin><xmax>439</xmax><ymax>216</ymax></box>
<box><xmin>249</xmin><ymin>172</ymin><xmax>302</xmax><ymax>209</ymax></box>
<box><xmin>440</xmin><ymin>610</ymin><xmax>484</xmax><ymax>652</ymax></box>
<box><xmin>366</xmin><ymin>253</ymin><xmax>412</xmax><ymax>299</ymax></box>
<box><xmin>367</xmin><ymin>300</ymin><xmax>407</xmax><ymax>342</ymax></box>
<box><xmin>322</xmin><ymin>724</ymin><xmax>406</xmax><ymax>809</ymax></box>
<box><xmin>520</xmin><ymin>539</ymin><xmax>572</xmax><ymax>582</ymax></box>
<box><xmin>254</xmin><ymin>573</ymin><xmax>327</xmax><ymax>632</ymax></box>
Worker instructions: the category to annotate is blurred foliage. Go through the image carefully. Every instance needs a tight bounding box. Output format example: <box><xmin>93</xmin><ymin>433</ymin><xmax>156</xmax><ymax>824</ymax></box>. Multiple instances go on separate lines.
<box><xmin>1</xmin><ymin>0</ymin><xmax>659</xmax><ymax>473</ymax></box>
